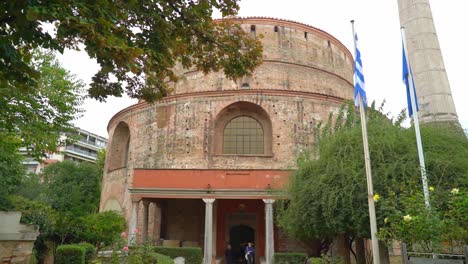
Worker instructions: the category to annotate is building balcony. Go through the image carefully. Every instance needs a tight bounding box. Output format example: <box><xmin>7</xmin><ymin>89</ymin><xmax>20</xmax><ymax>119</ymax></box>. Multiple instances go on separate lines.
<box><xmin>75</xmin><ymin>138</ymin><xmax>106</xmax><ymax>150</ymax></box>
<box><xmin>64</xmin><ymin>145</ymin><xmax>98</xmax><ymax>159</ymax></box>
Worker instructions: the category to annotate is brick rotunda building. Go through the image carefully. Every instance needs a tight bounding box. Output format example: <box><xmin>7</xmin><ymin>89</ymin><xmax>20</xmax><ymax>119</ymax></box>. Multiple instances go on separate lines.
<box><xmin>100</xmin><ymin>17</ymin><xmax>354</xmax><ymax>264</ymax></box>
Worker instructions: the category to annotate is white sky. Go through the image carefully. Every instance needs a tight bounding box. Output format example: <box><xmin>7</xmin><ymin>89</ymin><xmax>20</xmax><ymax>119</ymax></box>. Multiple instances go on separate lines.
<box><xmin>60</xmin><ymin>0</ymin><xmax>468</xmax><ymax>138</ymax></box>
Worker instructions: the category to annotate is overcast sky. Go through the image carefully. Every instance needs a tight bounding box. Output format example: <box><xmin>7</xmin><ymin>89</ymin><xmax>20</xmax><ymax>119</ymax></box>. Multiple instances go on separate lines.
<box><xmin>60</xmin><ymin>0</ymin><xmax>468</xmax><ymax>138</ymax></box>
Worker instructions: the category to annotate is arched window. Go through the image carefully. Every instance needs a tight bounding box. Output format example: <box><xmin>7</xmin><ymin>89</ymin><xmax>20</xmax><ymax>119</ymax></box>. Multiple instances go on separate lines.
<box><xmin>223</xmin><ymin>116</ymin><xmax>264</xmax><ymax>155</ymax></box>
<box><xmin>250</xmin><ymin>25</ymin><xmax>256</xmax><ymax>38</ymax></box>
<box><xmin>107</xmin><ymin>122</ymin><xmax>130</xmax><ymax>171</ymax></box>
<box><xmin>214</xmin><ymin>101</ymin><xmax>272</xmax><ymax>156</ymax></box>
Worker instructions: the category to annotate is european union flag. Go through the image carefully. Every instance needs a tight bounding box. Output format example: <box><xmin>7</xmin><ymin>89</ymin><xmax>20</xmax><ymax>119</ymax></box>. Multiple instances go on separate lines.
<box><xmin>354</xmin><ymin>33</ymin><xmax>367</xmax><ymax>107</ymax></box>
<box><xmin>402</xmin><ymin>44</ymin><xmax>419</xmax><ymax>117</ymax></box>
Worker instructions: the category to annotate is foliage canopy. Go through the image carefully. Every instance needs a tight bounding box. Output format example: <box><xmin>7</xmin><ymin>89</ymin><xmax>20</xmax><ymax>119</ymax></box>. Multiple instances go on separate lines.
<box><xmin>42</xmin><ymin>160</ymin><xmax>102</xmax><ymax>216</ymax></box>
<box><xmin>10</xmin><ymin>159</ymin><xmax>126</xmax><ymax>261</ymax></box>
<box><xmin>0</xmin><ymin>50</ymin><xmax>84</xmax><ymax>160</ymax></box>
<box><xmin>277</xmin><ymin>102</ymin><xmax>468</xmax><ymax>248</ymax></box>
<box><xmin>0</xmin><ymin>136</ymin><xmax>25</xmax><ymax>209</ymax></box>
<box><xmin>1</xmin><ymin>1</ymin><xmax>263</xmax><ymax>102</ymax></box>
<box><xmin>0</xmin><ymin>50</ymin><xmax>83</xmax><ymax>208</ymax></box>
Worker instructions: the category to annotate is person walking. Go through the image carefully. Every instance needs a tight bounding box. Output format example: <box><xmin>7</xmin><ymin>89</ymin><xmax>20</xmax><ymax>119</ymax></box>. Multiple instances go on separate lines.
<box><xmin>244</xmin><ymin>242</ymin><xmax>255</xmax><ymax>264</ymax></box>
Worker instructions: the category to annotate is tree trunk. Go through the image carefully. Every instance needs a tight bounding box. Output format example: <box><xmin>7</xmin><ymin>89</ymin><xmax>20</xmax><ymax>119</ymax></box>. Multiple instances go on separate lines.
<box><xmin>379</xmin><ymin>241</ymin><xmax>390</xmax><ymax>264</ymax></box>
<box><xmin>355</xmin><ymin>237</ymin><xmax>366</xmax><ymax>264</ymax></box>
<box><xmin>305</xmin><ymin>239</ymin><xmax>323</xmax><ymax>257</ymax></box>
<box><xmin>43</xmin><ymin>240</ymin><xmax>56</xmax><ymax>264</ymax></box>
<box><xmin>336</xmin><ymin>234</ymin><xmax>351</xmax><ymax>264</ymax></box>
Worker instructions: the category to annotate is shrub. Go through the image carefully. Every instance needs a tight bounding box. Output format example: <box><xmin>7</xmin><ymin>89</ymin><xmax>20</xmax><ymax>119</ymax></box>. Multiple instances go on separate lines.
<box><xmin>56</xmin><ymin>244</ymin><xmax>86</xmax><ymax>264</ymax></box>
<box><xmin>153</xmin><ymin>253</ymin><xmax>174</xmax><ymax>264</ymax></box>
<box><xmin>154</xmin><ymin>247</ymin><xmax>202</xmax><ymax>264</ymax></box>
<box><xmin>80</xmin><ymin>211</ymin><xmax>127</xmax><ymax>251</ymax></box>
<box><xmin>327</xmin><ymin>255</ymin><xmax>344</xmax><ymax>264</ymax></box>
<box><xmin>309</xmin><ymin>257</ymin><xmax>322</xmax><ymax>264</ymax></box>
<box><xmin>127</xmin><ymin>245</ymin><xmax>174</xmax><ymax>264</ymax></box>
<box><xmin>274</xmin><ymin>252</ymin><xmax>308</xmax><ymax>264</ymax></box>
<box><xmin>308</xmin><ymin>255</ymin><xmax>344</xmax><ymax>264</ymax></box>
<box><xmin>78</xmin><ymin>243</ymin><xmax>96</xmax><ymax>263</ymax></box>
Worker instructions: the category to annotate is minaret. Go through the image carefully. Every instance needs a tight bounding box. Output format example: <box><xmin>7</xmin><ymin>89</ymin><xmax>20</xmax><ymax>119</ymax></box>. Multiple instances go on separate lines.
<box><xmin>398</xmin><ymin>0</ymin><xmax>459</xmax><ymax>124</ymax></box>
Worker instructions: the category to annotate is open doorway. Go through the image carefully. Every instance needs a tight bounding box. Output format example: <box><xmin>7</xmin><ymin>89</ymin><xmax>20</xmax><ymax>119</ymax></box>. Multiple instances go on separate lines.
<box><xmin>229</xmin><ymin>224</ymin><xmax>255</xmax><ymax>263</ymax></box>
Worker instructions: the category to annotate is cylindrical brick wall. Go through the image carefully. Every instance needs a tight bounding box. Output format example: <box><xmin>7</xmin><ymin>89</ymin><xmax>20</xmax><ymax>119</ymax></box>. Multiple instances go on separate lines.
<box><xmin>100</xmin><ymin>17</ymin><xmax>354</xmax><ymax>219</ymax></box>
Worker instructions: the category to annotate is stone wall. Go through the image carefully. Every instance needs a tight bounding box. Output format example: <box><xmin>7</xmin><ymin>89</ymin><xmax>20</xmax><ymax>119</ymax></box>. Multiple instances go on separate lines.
<box><xmin>160</xmin><ymin>199</ymin><xmax>204</xmax><ymax>244</ymax></box>
<box><xmin>173</xmin><ymin>18</ymin><xmax>353</xmax><ymax>96</ymax></box>
<box><xmin>0</xmin><ymin>212</ymin><xmax>39</xmax><ymax>264</ymax></box>
<box><xmin>100</xmin><ymin>17</ymin><xmax>354</xmax><ymax>226</ymax></box>
<box><xmin>108</xmin><ymin>95</ymin><xmax>345</xmax><ymax>171</ymax></box>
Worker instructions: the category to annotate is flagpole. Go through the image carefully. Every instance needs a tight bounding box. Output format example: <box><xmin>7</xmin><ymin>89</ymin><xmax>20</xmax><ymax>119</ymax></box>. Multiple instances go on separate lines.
<box><xmin>351</xmin><ymin>20</ymin><xmax>380</xmax><ymax>264</ymax></box>
<box><xmin>401</xmin><ymin>27</ymin><xmax>431</xmax><ymax>209</ymax></box>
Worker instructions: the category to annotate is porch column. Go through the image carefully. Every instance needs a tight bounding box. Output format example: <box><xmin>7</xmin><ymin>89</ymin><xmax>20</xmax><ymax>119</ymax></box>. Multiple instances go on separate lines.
<box><xmin>129</xmin><ymin>200</ymin><xmax>139</xmax><ymax>244</ymax></box>
<box><xmin>142</xmin><ymin>200</ymin><xmax>150</xmax><ymax>242</ymax></box>
<box><xmin>153</xmin><ymin>201</ymin><xmax>162</xmax><ymax>243</ymax></box>
<box><xmin>203</xmin><ymin>198</ymin><xmax>215</xmax><ymax>264</ymax></box>
<box><xmin>263</xmin><ymin>199</ymin><xmax>275</xmax><ymax>264</ymax></box>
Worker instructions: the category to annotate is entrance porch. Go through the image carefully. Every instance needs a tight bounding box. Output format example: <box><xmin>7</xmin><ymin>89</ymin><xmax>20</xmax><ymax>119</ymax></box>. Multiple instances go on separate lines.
<box><xmin>128</xmin><ymin>198</ymin><xmax>276</xmax><ymax>264</ymax></box>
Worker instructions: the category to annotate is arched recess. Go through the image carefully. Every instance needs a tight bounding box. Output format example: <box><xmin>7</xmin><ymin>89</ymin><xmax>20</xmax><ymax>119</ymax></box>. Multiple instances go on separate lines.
<box><xmin>107</xmin><ymin>121</ymin><xmax>130</xmax><ymax>171</ymax></box>
<box><xmin>229</xmin><ymin>224</ymin><xmax>256</xmax><ymax>257</ymax></box>
<box><xmin>214</xmin><ymin>101</ymin><xmax>272</xmax><ymax>155</ymax></box>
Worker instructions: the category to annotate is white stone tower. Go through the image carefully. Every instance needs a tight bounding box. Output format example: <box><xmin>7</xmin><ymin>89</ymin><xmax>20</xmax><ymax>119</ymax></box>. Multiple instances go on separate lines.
<box><xmin>398</xmin><ymin>0</ymin><xmax>459</xmax><ymax>124</ymax></box>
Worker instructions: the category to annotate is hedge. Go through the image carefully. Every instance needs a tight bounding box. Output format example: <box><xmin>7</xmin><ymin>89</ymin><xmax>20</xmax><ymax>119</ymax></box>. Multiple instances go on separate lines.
<box><xmin>274</xmin><ymin>252</ymin><xmax>308</xmax><ymax>264</ymax></box>
<box><xmin>153</xmin><ymin>247</ymin><xmax>202</xmax><ymax>264</ymax></box>
<box><xmin>308</xmin><ymin>256</ymin><xmax>344</xmax><ymax>264</ymax></box>
<box><xmin>56</xmin><ymin>245</ymin><xmax>86</xmax><ymax>264</ymax></box>
<box><xmin>309</xmin><ymin>257</ymin><xmax>325</xmax><ymax>264</ymax></box>
<box><xmin>153</xmin><ymin>253</ymin><xmax>175</xmax><ymax>264</ymax></box>
<box><xmin>77</xmin><ymin>243</ymin><xmax>96</xmax><ymax>263</ymax></box>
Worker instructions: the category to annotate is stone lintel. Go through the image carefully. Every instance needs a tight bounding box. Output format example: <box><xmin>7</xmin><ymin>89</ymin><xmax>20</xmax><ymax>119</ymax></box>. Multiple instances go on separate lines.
<box><xmin>0</xmin><ymin>212</ymin><xmax>39</xmax><ymax>242</ymax></box>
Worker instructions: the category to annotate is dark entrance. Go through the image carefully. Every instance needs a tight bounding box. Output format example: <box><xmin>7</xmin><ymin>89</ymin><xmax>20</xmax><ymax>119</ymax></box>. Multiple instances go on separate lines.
<box><xmin>230</xmin><ymin>225</ymin><xmax>255</xmax><ymax>263</ymax></box>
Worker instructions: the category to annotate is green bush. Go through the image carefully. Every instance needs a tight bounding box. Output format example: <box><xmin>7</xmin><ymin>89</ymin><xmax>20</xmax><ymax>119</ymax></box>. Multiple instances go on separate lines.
<box><xmin>125</xmin><ymin>244</ymin><xmax>174</xmax><ymax>264</ymax></box>
<box><xmin>309</xmin><ymin>257</ymin><xmax>322</xmax><ymax>264</ymax></box>
<box><xmin>78</xmin><ymin>243</ymin><xmax>96</xmax><ymax>263</ymax></box>
<box><xmin>154</xmin><ymin>247</ymin><xmax>202</xmax><ymax>264</ymax></box>
<box><xmin>153</xmin><ymin>253</ymin><xmax>174</xmax><ymax>264</ymax></box>
<box><xmin>80</xmin><ymin>211</ymin><xmax>127</xmax><ymax>251</ymax></box>
<box><xmin>308</xmin><ymin>255</ymin><xmax>344</xmax><ymax>264</ymax></box>
<box><xmin>56</xmin><ymin>244</ymin><xmax>86</xmax><ymax>264</ymax></box>
<box><xmin>274</xmin><ymin>252</ymin><xmax>308</xmax><ymax>264</ymax></box>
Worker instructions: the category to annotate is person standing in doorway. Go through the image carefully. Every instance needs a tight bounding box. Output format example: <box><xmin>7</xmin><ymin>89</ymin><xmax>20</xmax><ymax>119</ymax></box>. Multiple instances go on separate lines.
<box><xmin>245</xmin><ymin>242</ymin><xmax>255</xmax><ymax>264</ymax></box>
<box><xmin>225</xmin><ymin>244</ymin><xmax>233</xmax><ymax>264</ymax></box>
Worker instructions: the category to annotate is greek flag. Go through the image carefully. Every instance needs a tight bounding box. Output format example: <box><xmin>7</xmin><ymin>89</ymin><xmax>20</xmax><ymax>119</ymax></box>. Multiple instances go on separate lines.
<box><xmin>354</xmin><ymin>33</ymin><xmax>367</xmax><ymax>107</ymax></box>
<box><xmin>402</xmin><ymin>44</ymin><xmax>419</xmax><ymax>117</ymax></box>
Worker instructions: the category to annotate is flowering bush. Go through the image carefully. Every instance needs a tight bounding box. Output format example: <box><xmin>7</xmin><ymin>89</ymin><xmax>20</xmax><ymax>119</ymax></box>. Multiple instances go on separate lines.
<box><xmin>100</xmin><ymin>228</ymin><xmax>175</xmax><ymax>264</ymax></box>
<box><xmin>373</xmin><ymin>194</ymin><xmax>381</xmax><ymax>202</ymax></box>
<box><xmin>378</xmin><ymin>188</ymin><xmax>467</xmax><ymax>253</ymax></box>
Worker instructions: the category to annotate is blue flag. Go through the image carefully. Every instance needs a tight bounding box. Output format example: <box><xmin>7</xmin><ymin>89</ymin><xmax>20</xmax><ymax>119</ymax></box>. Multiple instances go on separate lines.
<box><xmin>354</xmin><ymin>33</ymin><xmax>367</xmax><ymax>107</ymax></box>
<box><xmin>402</xmin><ymin>44</ymin><xmax>419</xmax><ymax>117</ymax></box>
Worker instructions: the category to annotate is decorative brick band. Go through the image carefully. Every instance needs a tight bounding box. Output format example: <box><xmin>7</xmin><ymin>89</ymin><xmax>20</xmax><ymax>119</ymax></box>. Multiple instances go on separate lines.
<box><xmin>107</xmin><ymin>89</ymin><xmax>347</xmax><ymax>131</ymax></box>
<box><xmin>264</xmin><ymin>59</ymin><xmax>353</xmax><ymax>87</ymax></box>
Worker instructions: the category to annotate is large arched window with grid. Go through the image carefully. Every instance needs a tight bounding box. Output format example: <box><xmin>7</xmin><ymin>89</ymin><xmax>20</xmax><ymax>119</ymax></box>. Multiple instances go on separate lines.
<box><xmin>223</xmin><ymin>116</ymin><xmax>264</xmax><ymax>155</ymax></box>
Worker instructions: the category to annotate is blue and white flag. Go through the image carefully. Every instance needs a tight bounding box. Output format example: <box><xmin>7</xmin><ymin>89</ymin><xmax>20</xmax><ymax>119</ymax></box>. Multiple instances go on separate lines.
<box><xmin>402</xmin><ymin>44</ymin><xmax>419</xmax><ymax>117</ymax></box>
<box><xmin>354</xmin><ymin>33</ymin><xmax>367</xmax><ymax>107</ymax></box>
